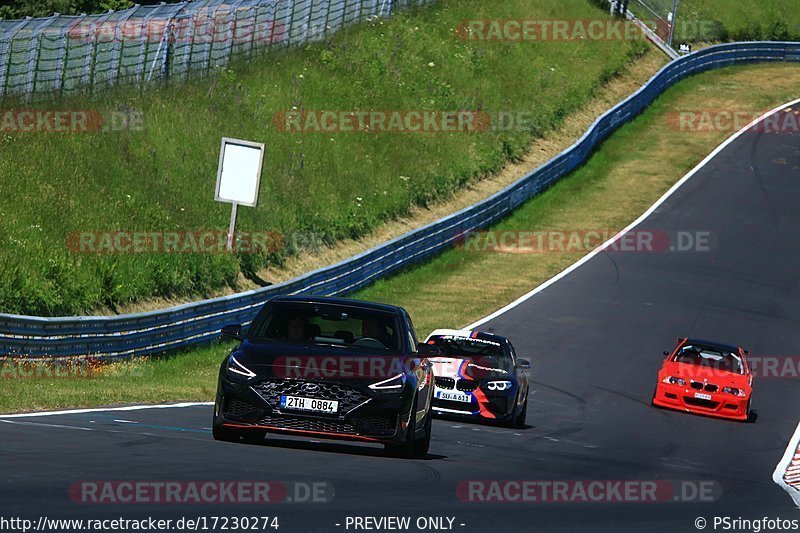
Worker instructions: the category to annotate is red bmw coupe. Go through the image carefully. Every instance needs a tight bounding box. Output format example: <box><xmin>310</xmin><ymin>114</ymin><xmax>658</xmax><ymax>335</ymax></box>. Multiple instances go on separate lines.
<box><xmin>652</xmin><ymin>338</ymin><xmax>753</xmax><ymax>422</ymax></box>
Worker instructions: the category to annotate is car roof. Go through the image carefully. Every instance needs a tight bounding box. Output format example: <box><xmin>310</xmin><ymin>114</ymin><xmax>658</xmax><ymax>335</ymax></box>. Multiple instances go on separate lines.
<box><xmin>683</xmin><ymin>338</ymin><xmax>742</xmax><ymax>353</ymax></box>
<box><xmin>268</xmin><ymin>294</ymin><xmax>403</xmax><ymax>314</ymax></box>
<box><xmin>426</xmin><ymin>328</ymin><xmax>509</xmax><ymax>344</ymax></box>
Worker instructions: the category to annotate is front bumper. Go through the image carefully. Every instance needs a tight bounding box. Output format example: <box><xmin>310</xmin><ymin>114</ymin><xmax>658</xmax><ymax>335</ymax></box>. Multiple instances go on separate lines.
<box><xmin>652</xmin><ymin>382</ymin><xmax>749</xmax><ymax>421</ymax></box>
<box><xmin>216</xmin><ymin>375</ymin><xmax>413</xmax><ymax>444</ymax></box>
<box><xmin>430</xmin><ymin>382</ymin><xmax>514</xmax><ymax>421</ymax></box>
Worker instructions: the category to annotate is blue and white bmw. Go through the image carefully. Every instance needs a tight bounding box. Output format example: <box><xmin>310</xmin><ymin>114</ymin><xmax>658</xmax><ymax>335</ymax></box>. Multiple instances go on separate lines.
<box><xmin>424</xmin><ymin>329</ymin><xmax>530</xmax><ymax>428</ymax></box>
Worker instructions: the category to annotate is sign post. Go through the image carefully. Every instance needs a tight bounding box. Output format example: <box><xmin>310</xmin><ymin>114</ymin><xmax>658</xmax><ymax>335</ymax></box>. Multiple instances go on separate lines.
<box><xmin>214</xmin><ymin>138</ymin><xmax>265</xmax><ymax>251</ymax></box>
<box><xmin>227</xmin><ymin>202</ymin><xmax>239</xmax><ymax>250</ymax></box>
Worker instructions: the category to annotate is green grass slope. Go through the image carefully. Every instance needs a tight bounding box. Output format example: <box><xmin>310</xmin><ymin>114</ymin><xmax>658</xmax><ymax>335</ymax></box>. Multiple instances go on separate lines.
<box><xmin>0</xmin><ymin>0</ymin><xmax>647</xmax><ymax>316</ymax></box>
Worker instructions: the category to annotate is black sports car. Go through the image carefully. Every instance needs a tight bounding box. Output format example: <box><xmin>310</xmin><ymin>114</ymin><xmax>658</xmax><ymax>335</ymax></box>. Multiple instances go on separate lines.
<box><xmin>212</xmin><ymin>295</ymin><xmax>436</xmax><ymax>458</ymax></box>
<box><xmin>424</xmin><ymin>329</ymin><xmax>530</xmax><ymax>428</ymax></box>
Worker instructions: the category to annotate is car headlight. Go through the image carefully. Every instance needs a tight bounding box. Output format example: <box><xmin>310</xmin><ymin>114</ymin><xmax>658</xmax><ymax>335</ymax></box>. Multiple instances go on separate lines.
<box><xmin>369</xmin><ymin>373</ymin><xmax>406</xmax><ymax>391</ymax></box>
<box><xmin>226</xmin><ymin>355</ymin><xmax>256</xmax><ymax>379</ymax></box>
<box><xmin>486</xmin><ymin>380</ymin><xmax>513</xmax><ymax>391</ymax></box>
<box><xmin>663</xmin><ymin>376</ymin><xmax>686</xmax><ymax>386</ymax></box>
<box><xmin>722</xmin><ymin>387</ymin><xmax>746</xmax><ymax>397</ymax></box>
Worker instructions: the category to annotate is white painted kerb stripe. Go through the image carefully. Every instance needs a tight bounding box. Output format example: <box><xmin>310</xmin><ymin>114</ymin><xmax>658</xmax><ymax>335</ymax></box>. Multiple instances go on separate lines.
<box><xmin>0</xmin><ymin>402</ymin><xmax>213</xmax><ymax>419</ymax></box>
<box><xmin>466</xmin><ymin>97</ymin><xmax>800</xmax><ymax>330</ymax></box>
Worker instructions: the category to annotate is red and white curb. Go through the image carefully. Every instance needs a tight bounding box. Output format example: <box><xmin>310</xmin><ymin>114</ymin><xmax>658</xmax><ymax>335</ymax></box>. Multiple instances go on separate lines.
<box><xmin>774</xmin><ymin>421</ymin><xmax>800</xmax><ymax>507</ymax></box>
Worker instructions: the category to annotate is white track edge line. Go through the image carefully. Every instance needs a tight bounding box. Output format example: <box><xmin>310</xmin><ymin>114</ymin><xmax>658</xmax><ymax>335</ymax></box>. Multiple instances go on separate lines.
<box><xmin>463</xmin><ymin>97</ymin><xmax>800</xmax><ymax>507</ymax></box>
<box><xmin>465</xmin><ymin>97</ymin><xmax>800</xmax><ymax>330</ymax></box>
<box><xmin>0</xmin><ymin>401</ymin><xmax>214</xmax><ymax>418</ymax></box>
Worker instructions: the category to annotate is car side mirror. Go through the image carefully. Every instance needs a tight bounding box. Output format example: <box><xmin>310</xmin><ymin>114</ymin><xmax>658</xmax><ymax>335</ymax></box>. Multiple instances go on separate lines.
<box><xmin>417</xmin><ymin>343</ymin><xmax>441</xmax><ymax>357</ymax></box>
<box><xmin>517</xmin><ymin>359</ymin><xmax>531</xmax><ymax>370</ymax></box>
<box><xmin>663</xmin><ymin>351</ymin><xmax>670</xmax><ymax>356</ymax></box>
<box><xmin>221</xmin><ymin>324</ymin><xmax>243</xmax><ymax>341</ymax></box>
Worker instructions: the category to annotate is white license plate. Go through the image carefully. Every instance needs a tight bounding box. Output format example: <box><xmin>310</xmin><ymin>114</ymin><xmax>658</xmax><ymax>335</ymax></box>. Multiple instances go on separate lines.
<box><xmin>435</xmin><ymin>389</ymin><xmax>472</xmax><ymax>403</ymax></box>
<box><xmin>694</xmin><ymin>392</ymin><xmax>712</xmax><ymax>401</ymax></box>
<box><xmin>280</xmin><ymin>395</ymin><xmax>339</xmax><ymax>413</ymax></box>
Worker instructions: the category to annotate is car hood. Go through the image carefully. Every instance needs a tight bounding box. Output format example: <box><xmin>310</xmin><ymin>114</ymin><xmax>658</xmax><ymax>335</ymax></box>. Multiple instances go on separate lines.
<box><xmin>232</xmin><ymin>340</ymin><xmax>411</xmax><ymax>381</ymax></box>
<box><xmin>660</xmin><ymin>361</ymin><xmax>751</xmax><ymax>388</ymax></box>
<box><xmin>430</xmin><ymin>356</ymin><xmax>511</xmax><ymax>381</ymax></box>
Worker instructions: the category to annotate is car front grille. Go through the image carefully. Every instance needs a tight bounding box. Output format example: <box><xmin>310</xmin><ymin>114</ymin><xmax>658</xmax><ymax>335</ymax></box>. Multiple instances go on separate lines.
<box><xmin>690</xmin><ymin>381</ymin><xmax>718</xmax><ymax>393</ymax></box>
<box><xmin>224</xmin><ymin>397</ymin><xmax>261</xmax><ymax>419</ymax></box>
<box><xmin>257</xmin><ymin>413</ymin><xmax>396</xmax><ymax>437</ymax></box>
<box><xmin>355</xmin><ymin>415</ymin><xmax>397</xmax><ymax>435</ymax></box>
<box><xmin>253</xmin><ymin>380</ymin><xmax>370</xmax><ymax>414</ymax></box>
<box><xmin>435</xmin><ymin>376</ymin><xmax>455</xmax><ymax>389</ymax></box>
<box><xmin>456</xmin><ymin>380</ymin><xmax>479</xmax><ymax>392</ymax></box>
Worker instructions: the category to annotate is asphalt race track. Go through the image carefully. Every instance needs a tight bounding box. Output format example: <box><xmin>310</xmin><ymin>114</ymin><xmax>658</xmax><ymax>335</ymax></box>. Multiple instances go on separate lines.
<box><xmin>2</xmin><ymin>105</ymin><xmax>799</xmax><ymax>533</ymax></box>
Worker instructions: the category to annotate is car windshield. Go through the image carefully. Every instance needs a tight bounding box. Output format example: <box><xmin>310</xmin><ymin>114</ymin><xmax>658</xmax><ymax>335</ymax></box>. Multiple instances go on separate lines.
<box><xmin>427</xmin><ymin>335</ymin><xmax>511</xmax><ymax>370</ymax></box>
<box><xmin>674</xmin><ymin>344</ymin><xmax>744</xmax><ymax>374</ymax></box>
<box><xmin>248</xmin><ymin>301</ymin><xmax>401</xmax><ymax>353</ymax></box>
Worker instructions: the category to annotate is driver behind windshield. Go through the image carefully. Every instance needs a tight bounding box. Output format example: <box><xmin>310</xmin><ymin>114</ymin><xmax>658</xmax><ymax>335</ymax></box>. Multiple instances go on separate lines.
<box><xmin>361</xmin><ymin>317</ymin><xmax>390</xmax><ymax>347</ymax></box>
<box><xmin>676</xmin><ymin>346</ymin><xmax>742</xmax><ymax>373</ymax></box>
<box><xmin>285</xmin><ymin>317</ymin><xmax>312</xmax><ymax>342</ymax></box>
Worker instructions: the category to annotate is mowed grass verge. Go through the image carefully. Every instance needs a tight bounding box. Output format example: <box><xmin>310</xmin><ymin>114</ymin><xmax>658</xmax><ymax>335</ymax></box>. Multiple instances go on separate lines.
<box><xmin>675</xmin><ymin>0</ymin><xmax>800</xmax><ymax>42</ymax></box>
<box><xmin>0</xmin><ymin>0</ymin><xmax>646</xmax><ymax>317</ymax></box>
<box><xmin>2</xmin><ymin>62</ymin><xmax>798</xmax><ymax>413</ymax></box>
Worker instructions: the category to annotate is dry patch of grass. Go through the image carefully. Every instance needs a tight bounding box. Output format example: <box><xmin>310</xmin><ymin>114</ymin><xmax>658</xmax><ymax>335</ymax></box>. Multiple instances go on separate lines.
<box><xmin>356</xmin><ymin>63</ymin><xmax>800</xmax><ymax>335</ymax></box>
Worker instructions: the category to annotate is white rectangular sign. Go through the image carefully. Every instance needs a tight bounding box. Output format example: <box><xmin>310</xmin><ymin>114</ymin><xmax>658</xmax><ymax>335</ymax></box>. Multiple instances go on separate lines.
<box><xmin>215</xmin><ymin>137</ymin><xmax>265</xmax><ymax>207</ymax></box>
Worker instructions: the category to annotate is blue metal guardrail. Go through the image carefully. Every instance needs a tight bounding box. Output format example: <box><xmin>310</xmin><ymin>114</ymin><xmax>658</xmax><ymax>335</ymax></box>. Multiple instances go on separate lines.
<box><xmin>2</xmin><ymin>41</ymin><xmax>799</xmax><ymax>359</ymax></box>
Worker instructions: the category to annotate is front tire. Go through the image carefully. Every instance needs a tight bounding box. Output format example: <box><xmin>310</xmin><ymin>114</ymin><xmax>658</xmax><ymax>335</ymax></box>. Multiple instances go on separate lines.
<box><xmin>385</xmin><ymin>411</ymin><xmax>424</xmax><ymax>459</ymax></box>
<box><xmin>744</xmin><ymin>399</ymin><xmax>757</xmax><ymax>423</ymax></box>
<box><xmin>412</xmin><ymin>409</ymin><xmax>432</xmax><ymax>457</ymax></box>
<box><xmin>503</xmin><ymin>390</ymin><xmax>528</xmax><ymax>429</ymax></box>
<box><xmin>512</xmin><ymin>396</ymin><xmax>528</xmax><ymax>429</ymax></box>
